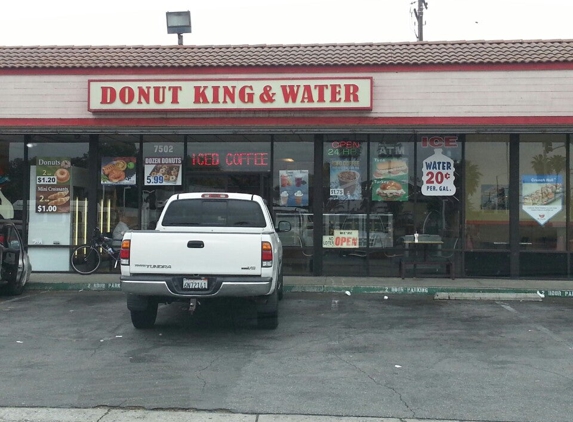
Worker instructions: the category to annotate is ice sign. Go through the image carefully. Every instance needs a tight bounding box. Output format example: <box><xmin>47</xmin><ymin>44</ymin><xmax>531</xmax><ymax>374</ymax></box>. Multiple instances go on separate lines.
<box><xmin>421</xmin><ymin>149</ymin><xmax>456</xmax><ymax>196</ymax></box>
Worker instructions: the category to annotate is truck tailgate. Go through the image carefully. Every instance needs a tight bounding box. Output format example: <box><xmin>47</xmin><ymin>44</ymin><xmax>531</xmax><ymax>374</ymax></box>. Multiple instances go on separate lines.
<box><xmin>128</xmin><ymin>231</ymin><xmax>264</xmax><ymax>275</ymax></box>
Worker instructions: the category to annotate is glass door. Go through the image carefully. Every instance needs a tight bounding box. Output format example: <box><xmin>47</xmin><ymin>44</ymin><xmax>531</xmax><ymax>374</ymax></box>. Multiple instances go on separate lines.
<box><xmin>187</xmin><ymin>174</ymin><xmax>270</xmax><ymax>200</ymax></box>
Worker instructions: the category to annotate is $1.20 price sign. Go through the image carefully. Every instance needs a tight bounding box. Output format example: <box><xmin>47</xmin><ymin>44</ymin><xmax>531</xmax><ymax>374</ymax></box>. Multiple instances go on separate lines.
<box><xmin>421</xmin><ymin>149</ymin><xmax>456</xmax><ymax>197</ymax></box>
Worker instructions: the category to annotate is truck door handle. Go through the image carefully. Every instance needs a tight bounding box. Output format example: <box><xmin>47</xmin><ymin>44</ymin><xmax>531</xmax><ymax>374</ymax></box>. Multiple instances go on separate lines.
<box><xmin>187</xmin><ymin>241</ymin><xmax>204</xmax><ymax>248</ymax></box>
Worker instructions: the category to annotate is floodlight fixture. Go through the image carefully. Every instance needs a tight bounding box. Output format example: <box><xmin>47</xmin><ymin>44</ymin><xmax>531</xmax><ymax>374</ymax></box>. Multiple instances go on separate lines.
<box><xmin>166</xmin><ymin>11</ymin><xmax>191</xmax><ymax>45</ymax></box>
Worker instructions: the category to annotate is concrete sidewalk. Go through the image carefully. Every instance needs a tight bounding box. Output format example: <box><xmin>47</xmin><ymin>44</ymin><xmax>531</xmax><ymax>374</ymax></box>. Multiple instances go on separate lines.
<box><xmin>27</xmin><ymin>272</ymin><xmax>573</xmax><ymax>298</ymax></box>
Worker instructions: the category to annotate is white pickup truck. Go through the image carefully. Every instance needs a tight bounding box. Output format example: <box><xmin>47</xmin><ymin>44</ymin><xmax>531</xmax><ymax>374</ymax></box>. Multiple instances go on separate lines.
<box><xmin>119</xmin><ymin>192</ymin><xmax>291</xmax><ymax>330</ymax></box>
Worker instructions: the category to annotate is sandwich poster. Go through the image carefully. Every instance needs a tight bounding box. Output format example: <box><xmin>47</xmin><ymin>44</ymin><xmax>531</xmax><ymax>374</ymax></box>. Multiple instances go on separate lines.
<box><xmin>371</xmin><ymin>158</ymin><xmax>408</xmax><ymax>202</ymax></box>
<box><xmin>522</xmin><ymin>175</ymin><xmax>563</xmax><ymax>226</ymax></box>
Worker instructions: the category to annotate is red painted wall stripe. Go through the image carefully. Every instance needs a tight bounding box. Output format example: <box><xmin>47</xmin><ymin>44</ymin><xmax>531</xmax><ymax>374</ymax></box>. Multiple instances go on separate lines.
<box><xmin>2</xmin><ymin>116</ymin><xmax>573</xmax><ymax>128</ymax></box>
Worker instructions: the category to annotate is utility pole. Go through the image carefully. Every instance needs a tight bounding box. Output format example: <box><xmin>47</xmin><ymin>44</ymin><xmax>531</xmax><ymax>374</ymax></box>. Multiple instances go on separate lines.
<box><xmin>414</xmin><ymin>0</ymin><xmax>428</xmax><ymax>41</ymax></box>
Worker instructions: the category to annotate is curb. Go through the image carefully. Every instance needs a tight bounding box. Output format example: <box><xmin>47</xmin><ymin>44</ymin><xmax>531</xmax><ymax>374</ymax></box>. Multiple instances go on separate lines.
<box><xmin>26</xmin><ymin>282</ymin><xmax>573</xmax><ymax>298</ymax></box>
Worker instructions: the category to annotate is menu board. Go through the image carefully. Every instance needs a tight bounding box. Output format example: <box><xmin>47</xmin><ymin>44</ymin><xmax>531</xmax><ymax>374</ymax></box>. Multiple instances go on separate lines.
<box><xmin>35</xmin><ymin>157</ymin><xmax>71</xmax><ymax>213</ymax></box>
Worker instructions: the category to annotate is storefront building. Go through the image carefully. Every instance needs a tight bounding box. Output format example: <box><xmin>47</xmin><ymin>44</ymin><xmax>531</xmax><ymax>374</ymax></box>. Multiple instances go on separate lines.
<box><xmin>1</xmin><ymin>40</ymin><xmax>573</xmax><ymax>279</ymax></box>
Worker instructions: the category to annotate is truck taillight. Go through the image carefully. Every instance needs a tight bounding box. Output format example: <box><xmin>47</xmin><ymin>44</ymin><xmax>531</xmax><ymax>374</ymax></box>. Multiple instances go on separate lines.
<box><xmin>120</xmin><ymin>239</ymin><xmax>130</xmax><ymax>264</ymax></box>
<box><xmin>262</xmin><ymin>241</ymin><xmax>273</xmax><ymax>267</ymax></box>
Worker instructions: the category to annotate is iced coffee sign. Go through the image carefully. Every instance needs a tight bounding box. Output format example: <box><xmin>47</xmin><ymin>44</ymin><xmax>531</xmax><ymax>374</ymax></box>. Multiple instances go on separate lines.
<box><xmin>421</xmin><ymin>149</ymin><xmax>456</xmax><ymax>196</ymax></box>
<box><xmin>522</xmin><ymin>175</ymin><xmax>563</xmax><ymax>226</ymax></box>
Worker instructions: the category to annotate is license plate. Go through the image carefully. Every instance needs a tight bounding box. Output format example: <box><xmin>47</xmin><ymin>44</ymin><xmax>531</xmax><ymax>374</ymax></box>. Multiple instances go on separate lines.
<box><xmin>183</xmin><ymin>277</ymin><xmax>208</xmax><ymax>290</ymax></box>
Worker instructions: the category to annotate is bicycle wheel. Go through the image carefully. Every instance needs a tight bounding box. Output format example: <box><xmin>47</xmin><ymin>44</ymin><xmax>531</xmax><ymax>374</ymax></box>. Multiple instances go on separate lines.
<box><xmin>70</xmin><ymin>245</ymin><xmax>101</xmax><ymax>275</ymax></box>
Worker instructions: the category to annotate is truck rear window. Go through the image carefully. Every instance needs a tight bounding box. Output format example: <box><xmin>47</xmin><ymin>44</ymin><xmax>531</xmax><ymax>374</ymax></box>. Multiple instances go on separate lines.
<box><xmin>161</xmin><ymin>199</ymin><xmax>267</xmax><ymax>228</ymax></box>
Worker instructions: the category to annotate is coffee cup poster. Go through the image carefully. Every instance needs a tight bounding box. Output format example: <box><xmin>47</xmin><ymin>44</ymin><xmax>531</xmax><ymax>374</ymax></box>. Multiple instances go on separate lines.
<box><xmin>329</xmin><ymin>160</ymin><xmax>362</xmax><ymax>200</ymax></box>
<box><xmin>371</xmin><ymin>158</ymin><xmax>409</xmax><ymax>202</ymax></box>
<box><xmin>279</xmin><ymin>170</ymin><xmax>308</xmax><ymax>206</ymax></box>
<box><xmin>101</xmin><ymin>157</ymin><xmax>137</xmax><ymax>185</ymax></box>
<box><xmin>35</xmin><ymin>157</ymin><xmax>71</xmax><ymax>213</ymax></box>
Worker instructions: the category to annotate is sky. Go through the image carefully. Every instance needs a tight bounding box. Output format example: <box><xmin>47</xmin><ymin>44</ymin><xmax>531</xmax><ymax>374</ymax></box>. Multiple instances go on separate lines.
<box><xmin>0</xmin><ymin>0</ymin><xmax>572</xmax><ymax>47</ymax></box>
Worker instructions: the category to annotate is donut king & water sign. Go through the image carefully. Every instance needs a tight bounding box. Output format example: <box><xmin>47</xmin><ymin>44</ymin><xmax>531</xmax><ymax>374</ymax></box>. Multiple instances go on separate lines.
<box><xmin>35</xmin><ymin>157</ymin><xmax>71</xmax><ymax>213</ymax></box>
<box><xmin>421</xmin><ymin>149</ymin><xmax>456</xmax><ymax>196</ymax></box>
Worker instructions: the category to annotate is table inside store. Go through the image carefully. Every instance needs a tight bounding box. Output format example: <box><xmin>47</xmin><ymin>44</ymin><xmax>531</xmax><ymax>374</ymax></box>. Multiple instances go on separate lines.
<box><xmin>400</xmin><ymin>234</ymin><xmax>455</xmax><ymax>279</ymax></box>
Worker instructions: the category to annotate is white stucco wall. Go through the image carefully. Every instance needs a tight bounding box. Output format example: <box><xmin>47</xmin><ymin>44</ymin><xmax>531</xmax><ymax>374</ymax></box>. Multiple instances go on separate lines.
<box><xmin>0</xmin><ymin>69</ymin><xmax>571</xmax><ymax>120</ymax></box>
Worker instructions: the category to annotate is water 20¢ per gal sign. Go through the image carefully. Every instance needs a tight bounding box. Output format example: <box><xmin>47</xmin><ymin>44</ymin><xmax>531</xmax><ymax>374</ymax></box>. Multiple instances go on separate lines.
<box><xmin>421</xmin><ymin>149</ymin><xmax>456</xmax><ymax>197</ymax></box>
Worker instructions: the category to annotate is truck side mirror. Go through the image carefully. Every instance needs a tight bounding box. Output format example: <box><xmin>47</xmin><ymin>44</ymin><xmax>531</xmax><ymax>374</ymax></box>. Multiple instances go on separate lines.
<box><xmin>277</xmin><ymin>221</ymin><xmax>291</xmax><ymax>233</ymax></box>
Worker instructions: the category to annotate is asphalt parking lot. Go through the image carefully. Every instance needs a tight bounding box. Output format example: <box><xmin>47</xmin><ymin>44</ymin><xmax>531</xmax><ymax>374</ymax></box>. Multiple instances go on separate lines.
<box><xmin>1</xmin><ymin>290</ymin><xmax>573</xmax><ymax>422</ymax></box>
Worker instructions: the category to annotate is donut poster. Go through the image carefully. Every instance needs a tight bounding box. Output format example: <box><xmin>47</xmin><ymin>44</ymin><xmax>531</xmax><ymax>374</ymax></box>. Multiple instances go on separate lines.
<box><xmin>101</xmin><ymin>156</ymin><xmax>136</xmax><ymax>185</ymax></box>
<box><xmin>144</xmin><ymin>157</ymin><xmax>182</xmax><ymax>186</ymax></box>
<box><xmin>35</xmin><ymin>157</ymin><xmax>71</xmax><ymax>213</ymax></box>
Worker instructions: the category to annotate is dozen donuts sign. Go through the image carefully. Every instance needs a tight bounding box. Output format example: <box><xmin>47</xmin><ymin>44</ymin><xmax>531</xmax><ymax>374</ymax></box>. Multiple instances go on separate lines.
<box><xmin>35</xmin><ymin>157</ymin><xmax>71</xmax><ymax>213</ymax></box>
<box><xmin>88</xmin><ymin>78</ymin><xmax>373</xmax><ymax>112</ymax></box>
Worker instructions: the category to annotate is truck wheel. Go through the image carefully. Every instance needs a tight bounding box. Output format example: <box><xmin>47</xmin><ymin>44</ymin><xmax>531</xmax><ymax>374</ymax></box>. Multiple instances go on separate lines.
<box><xmin>7</xmin><ymin>278</ymin><xmax>25</xmax><ymax>295</ymax></box>
<box><xmin>257</xmin><ymin>288</ymin><xmax>278</xmax><ymax>330</ymax></box>
<box><xmin>130</xmin><ymin>301</ymin><xmax>158</xmax><ymax>329</ymax></box>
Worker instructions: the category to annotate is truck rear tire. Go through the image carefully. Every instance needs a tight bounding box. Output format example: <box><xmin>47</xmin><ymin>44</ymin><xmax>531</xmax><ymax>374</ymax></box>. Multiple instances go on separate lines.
<box><xmin>130</xmin><ymin>301</ymin><xmax>158</xmax><ymax>329</ymax></box>
<box><xmin>257</xmin><ymin>288</ymin><xmax>278</xmax><ymax>329</ymax></box>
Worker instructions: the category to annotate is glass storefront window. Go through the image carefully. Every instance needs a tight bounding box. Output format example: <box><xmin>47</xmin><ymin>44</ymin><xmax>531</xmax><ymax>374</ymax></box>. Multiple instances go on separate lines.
<box><xmin>519</xmin><ymin>134</ymin><xmax>566</xmax><ymax>251</ymax></box>
<box><xmin>26</xmin><ymin>135</ymin><xmax>89</xmax><ymax>271</ymax></box>
<box><xmin>464</xmin><ymin>135</ymin><xmax>510</xmax><ymax>250</ymax></box>
<box><xmin>321</xmin><ymin>135</ymin><xmax>368</xmax><ymax>276</ymax></box>
<box><xmin>186</xmin><ymin>135</ymin><xmax>272</xmax><ymax>202</ymax></box>
<box><xmin>416</xmin><ymin>134</ymin><xmax>462</xmax><ymax>252</ymax></box>
<box><xmin>370</xmin><ymin>135</ymin><xmax>416</xmax><ymax>247</ymax></box>
<box><xmin>0</xmin><ymin>135</ymin><xmax>25</xmax><ymax>225</ymax></box>
<box><xmin>273</xmin><ymin>135</ymin><xmax>314</xmax><ymax>274</ymax></box>
<box><xmin>186</xmin><ymin>135</ymin><xmax>271</xmax><ymax>173</ymax></box>
<box><xmin>322</xmin><ymin>134</ymin><xmax>368</xmax><ymax>213</ymax></box>
<box><xmin>142</xmin><ymin>135</ymin><xmax>184</xmax><ymax>230</ymax></box>
<box><xmin>98</xmin><ymin>135</ymin><xmax>140</xmax><ymax>244</ymax></box>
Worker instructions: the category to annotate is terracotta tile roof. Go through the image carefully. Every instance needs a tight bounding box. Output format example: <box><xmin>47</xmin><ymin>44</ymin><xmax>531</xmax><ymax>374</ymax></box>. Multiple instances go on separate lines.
<box><xmin>1</xmin><ymin>39</ymin><xmax>573</xmax><ymax>69</ymax></box>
